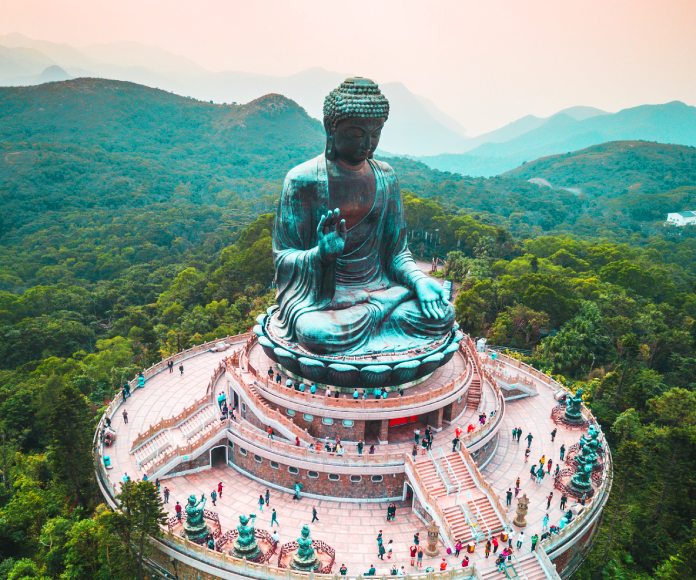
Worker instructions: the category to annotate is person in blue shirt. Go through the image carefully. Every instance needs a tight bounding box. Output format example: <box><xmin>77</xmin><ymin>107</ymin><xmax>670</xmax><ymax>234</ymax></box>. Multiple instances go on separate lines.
<box><xmin>353</xmin><ymin>388</ymin><xmax>360</xmax><ymax>400</ymax></box>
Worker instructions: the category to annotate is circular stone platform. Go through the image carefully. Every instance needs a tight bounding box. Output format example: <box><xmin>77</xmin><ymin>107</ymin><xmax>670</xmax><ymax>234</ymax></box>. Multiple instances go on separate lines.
<box><xmin>254</xmin><ymin>307</ymin><xmax>463</xmax><ymax>389</ymax></box>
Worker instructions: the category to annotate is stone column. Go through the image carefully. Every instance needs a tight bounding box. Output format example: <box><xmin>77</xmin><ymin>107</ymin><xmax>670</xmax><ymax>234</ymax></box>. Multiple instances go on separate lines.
<box><xmin>378</xmin><ymin>419</ymin><xmax>389</xmax><ymax>444</ymax></box>
<box><xmin>434</xmin><ymin>407</ymin><xmax>445</xmax><ymax>430</ymax></box>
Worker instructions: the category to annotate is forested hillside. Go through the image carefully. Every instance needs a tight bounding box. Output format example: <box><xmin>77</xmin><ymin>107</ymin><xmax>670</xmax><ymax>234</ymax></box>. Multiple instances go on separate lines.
<box><xmin>0</xmin><ymin>79</ymin><xmax>694</xmax><ymax>578</ymax></box>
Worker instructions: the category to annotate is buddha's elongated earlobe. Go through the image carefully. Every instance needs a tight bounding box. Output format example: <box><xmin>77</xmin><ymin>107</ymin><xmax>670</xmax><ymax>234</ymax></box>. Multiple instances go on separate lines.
<box><xmin>325</xmin><ymin>134</ymin><xmax>337</xmax><ymax>160</ymax></box>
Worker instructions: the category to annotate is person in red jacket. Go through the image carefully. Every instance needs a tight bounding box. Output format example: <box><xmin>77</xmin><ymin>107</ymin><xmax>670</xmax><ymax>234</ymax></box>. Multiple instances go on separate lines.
<box><xmin>217</xmin><ymin>481</ymin><xmax>224</xmax><ymax>497</ymax></box>
<box><xmin>440</xmin><ymin>558</ymin><xmax>447</xmax><ymax>571</ymax></box>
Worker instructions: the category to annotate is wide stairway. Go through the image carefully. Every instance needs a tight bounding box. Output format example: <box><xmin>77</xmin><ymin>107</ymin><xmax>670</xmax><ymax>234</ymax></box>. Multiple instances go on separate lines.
<box><xmin>411</xmin><ymin>450</ymin><xmax>506</xmax><ymax>546</ymax></box>
<box><xmin>467</xmin><ymin>372</ymin><xmax>482</xmax><ymax>410</ymax></box>
<box><xmin>480</xmin><ymin>552</ymin><xmax>557</xmax><ymax>579</ymax></box>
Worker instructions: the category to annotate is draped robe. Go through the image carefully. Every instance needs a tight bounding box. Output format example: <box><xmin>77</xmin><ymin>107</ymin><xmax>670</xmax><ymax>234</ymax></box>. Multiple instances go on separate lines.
<box><xmin>271</xmin><ymin>154</ymin><xmax>454</xmax><ymax>355</ymax></box>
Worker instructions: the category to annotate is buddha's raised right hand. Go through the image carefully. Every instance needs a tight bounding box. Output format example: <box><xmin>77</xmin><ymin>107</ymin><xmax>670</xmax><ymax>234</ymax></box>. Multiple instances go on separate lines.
<box><xmin>317</xmin><ymin>208</ymin><xmax>347</xmax><ymax>264</ymax></box>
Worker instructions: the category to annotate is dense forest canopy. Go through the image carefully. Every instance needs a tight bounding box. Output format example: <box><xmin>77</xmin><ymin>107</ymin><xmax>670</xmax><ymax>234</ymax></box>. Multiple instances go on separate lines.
<box><xmin>0</xmin><ymin>79</ymin><xmax>694</xmax><ymax>578</ymax></box>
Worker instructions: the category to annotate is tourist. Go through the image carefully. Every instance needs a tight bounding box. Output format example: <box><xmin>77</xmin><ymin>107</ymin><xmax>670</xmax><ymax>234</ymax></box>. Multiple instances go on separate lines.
<box><xmin>551</xmin><ymin>428</ymin><xmax>557</xmax><ymax>442</ymax></box>
<box><xmin>516</xmin><ymin>531</ymin><xmax>525</xmax><ymax>549</ymax></box>
<box><xmin>365</xmin><ymin>564</ymin><xmax>376</xmax><ymax>576</ymax></box>
<box><xmin>417</xmin><ymin>547</ymin><xmax>424</xmax><ymax>568</ymax></box>
<box><xmin>467</xmin><ymin>423</ymin><xmax>475</xmax><ymax>433</ymax></box>
<box><xmin>312</xmin><ymin>507</ymin><xmax>319</xmax><ymax>523</ymax></box>
<box><xmin>414</xmin><ymin>532</ymin><xmax>420</xmax><ymax>546</ymax></box>
<box><xmin>179</xmin><ymin>363</ymin><xmax>184</xmax><ymax>375</ymax></box>
<box><xmin>175</xmin><ymin>501</ymin><xmax>182</xmax><ymax>521</ymax></box>
<box><xmin>542</xmin><ymin>513</ymin><xmax>550</xmax><ymax>531</ymax></box>
<box><xmin>485</xmin><ymin>540</ymin><xmax>491</xmax><ymax>558</ymax></box>
<box><xmin>511</xmin><ymin>426</ymin><xmax>517</xmax><ymax>440</ymax></box>
<box><xmin>168</xmin><ymin>360</ymin><xmax>174</xmax><ymax>373</ymax></box>
<box><xmin>163</xmin><ymin>487</ymin><xmax>170</xmax><ymax>503</ymax></box>
<box><xmin>217</xmin><ymin>481</ymin><xmax>224</xmax><ymax>497</ymax></box>
<box><xmin>122</xmin><ymin>409</ymin><xmax>128</xmax><ymax>424</ymax></box>
<box><xmin>207</xmin><ymin>535</ymin><xmax>215</xmax><ymax>550</ymax></box>
<box><xmin>267</xmin><ymin>426</ymin><xmax>273</xmax><ymax>439</ymax></box>
<box><xmin>295</xmin><ymin>436</ymin><xmax>300</xmax><ymax>446</ymax></box>
<box><xmin>546</xmin><ymin>492</ymin><xmax>554</xmax><ymax>509</ymax></box>
<box><xmin>560</xmin><ymin>443</ymin><xmax>566</xmax><ymax>460</ymax></box>
<box><xmin>334</xmin><ymin>390</ymin><xmax>339</xmax><ymax>399</ymax></box>
<box><xmin>461</xmin><ymin>555</ymin><xmax>470</xmax><ymax>567</ymax></box>
<box><xmin>580</xmin><ymin>492</ymin><xmax>587</xmax><ymax>506</ymax></box>
<box><xmin>530</xmin><ymin>464</ymin><xmax>536</xmax><ymax>479</ymax></box>
<box><xmin>217</xmin><ymin>391</ymin><xmax>227</xmax><ymax>410</ymax></box>
<box><xmin>369</xmin><ymin>444</ymin><xmax>375</xmax><ymax>454</ymax></box>
<box><xmin>508</xmin><ymin>529</ymin><xmax>515</xmax><ymax>548</ymax></box>
<box><xmin>536</xmin><ymin>468</ymin><xmax>544</xmax><ymax>484</ymax></box>
<box><xmin>455</xmin><ymin>539</ymin><xmax>463</xmax><ymax>556</ymax></box>
<box><xmin>547</xmin><ymin>458</ymin><xmax>553</xmax><ymax>474</ymax></box>
<box><xmin>122</xmin><ymin>472</ymin><xmax>130</xmax><ymax>484</ymax></box>
<box><xmin>514</xmin><ymin>483</ymin><xmax>521</xmax><ymax>497</ymax></box>
<box><xmin>387</xmin><ymin>539</ymin><xmax>393</xmax><ymax>559</ymax></box>
<box><xmin>122</xmin><ymin>382</ymin><xmax>130</xmax><ymax>400</ymax></box>
<box><xmin>272</xmin><ymin>530</ymin><xmax>280</xmax><ymax>548</ymax></box>
<box><xmin>492</xmin><ymin>536</ymin><xmax>499</xmax><ymax>553</ymax></box>
<box><xmin>524</xmin><ymin>448</ymin><xmax>531</xmax><ymax>462</ymax></box>
<box><xmin>154</xmin><ymin>478</ymin><xmax>160</xmax><ymax>491</ymax></box>
<box><xmin>560</xmin><ymin>494</ymin><xmax>568</xmax><ymax>510</ymax></box>
<box><xmin>531</xmin><ymin>534</ymin><xmax>539</xmax><ymax>551</ymax></box>
<box><xmin>554</xmin><ymin>464</ymin><xmax>560</xmax><ymax>477</ymax></box>
<box><xmin>138</xmin><ymin>372</ymin><xmax>145</xmax><ymax>388</ymax></box>
<box><xmin>293</xmin><ymin>482</ymin><xmax>302</xmax><ymax>500</ymax></box>
<box><xmin>286</xmin><ymin>378</ymin><xmax>293</xmax><ymax>388</ymax></box>
<box><xmin>270</xmin><ymin>508</ymin><xmax>279</xmax><ymax>527</ymax></box>
<box><xmin>539</xmin><ymin>454</ymin><xmax>546</xmax><ymax>467</ymax></box>
<box><xmin>399</xmin><ymin>388</ymin><xmax>404</xmax><ymax>397</ymax></box>
<box><xmin>339</xmin><ymin>563</ymin><xmax>347</xmax><ymax>576</ymax></box>
<box><xmin>299</xmin><ymin>382</ymin><xmax>306</xmax><ymax>392</ymax></box>
<box><xmin>410</xmin><ymin>544</ymin><xmax>417</xmax><ymax>566</ymax></box>
<box><xmin>398</xmin><ymin>566</ymin><xmax>406</xmax><ymax>576</ymax></box>
<box><xmin>525</xmin><ymin>433</ymin><xmax>533</xmax><ymax>448</ymax></box>
<box><xmin>506</xmin><ymin>488</ymin><xmax>513</xmax><ymax>507</ymax></box>
<box><xmin>440</xmin><ymin>558</ymin><xmax>447</xmax><ymax>571</ymax></box>
<box><xmin>211</xmin><ymin>490</ymin><xmax>217</xmax><ymax>506</ymax></box>
<box><xmin>353</xmin><ymin>388</ymin><xmax>359</xmax><ymax>400</ymax></box>
<box><xmin>325</xmin><ymin>386</ymin><xmax>331</xmax><ymax>397</ymax></box>
<box><xmin>267</xmin><ymin>366</ymin><xmax>274</xmax><ymax>380</ymax></box>
<box><xmin>377</xmin><ymin>530</ymin><xmax>383</xmax><ymax>545</ymax></box>
<box><xmin>275</xmin><ymin>373</ymin><xmax>281</xmax><ymax>384</ymax></box>
<box><xmin>452</xmin><ymin>436</ymin><xmax>460</xmax><ymax>452</ymax></box>
<box><xmin>378</xmin><ymin>542</ymin><xmax>386</xmax><ymax>560</ymax></box>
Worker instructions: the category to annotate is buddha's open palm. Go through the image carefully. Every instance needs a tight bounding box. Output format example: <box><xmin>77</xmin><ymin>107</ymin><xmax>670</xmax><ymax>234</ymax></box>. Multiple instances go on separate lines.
<box><xmin>415</xmin><ymin>277</ymin><xmax>448</xmax><ymax>320</ymax></box>
<box><xmin>317</xmin><ymin>208</ymin><xmax>347</xmax><ymax>264</ymax></box>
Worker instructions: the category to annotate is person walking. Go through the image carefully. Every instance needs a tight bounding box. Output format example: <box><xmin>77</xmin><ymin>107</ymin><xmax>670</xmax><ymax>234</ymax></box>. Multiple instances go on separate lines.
<box><xmin>378</xmin><ymin>542</ymin><xmax>386</xmax><ymax>560</ymax></box>
<box><xmin>542</xmin><ymin>513</ymin><xmax>550</xmax><ymax>531</ymax></box>
<box><xmin>179</xmin><ymin>363</ymin><xmax>184</xmax><ymax>375</ymax></box>
<box><xmin>217</xmin><ymin>481</ymin><xmax>224</xmax><ymax>498</ymax></box>
<box><xmin>485</xmin><ymin>540</ymin><xmax>491</xmax><ymax>558</ymax></box>
<box><xmin>547</xmin><ymin>459</ymin><xmax>553</xmax><ymax>474</ymax></box>
<box><xmin>524</xmin><ymin>448</ymin><xmax>531</xmax><ymax>462</ymax></box>
<box><xmin>454</xmin><ymin>540</ymin><xmax>462</xmax><ymax>557</ymax></box>
<box><xmin>550</xmin><ymin>428</ymin><xmax>557</xmax><ymax>442</ymax></box>
<box><xmin>514</xmin><ymin>483</ymin><xmax>520</xmax><ymax>497</ymax></box>
<box><xmin>536</xmin><ymin>468</ymin><xmax>544</xmax><ymax>484</ymax></box>
<box><xmin>506</xmin><ymin>488</ymin><xmax>513</xmax><ymax>507</ymax></box>
<box><xmin>492</xmin><ymin>536</ymin><xmax>499</xmax><ymax>553</ymax></box>
<box><xmin>271</xmin><ymin>508</ymin><xmax>279</xmax><ymax>527</ymax></box>
<box><xmin>163</xmin><ymin>487</ymin><xmax>170</xmax><ymax>503</ymax></box>
<box><xmin>412</xmin><ymin>444</ymin><xmax>418</xmax><ymax>460</ymax></box>
<box><xmin>531</xmin><ymin>534</ymin><xmax>539</xmax><ymax>551</ymax></box>
<box><xmin>265</xmin><ymin>489</ymin><xmax>270</xmax><ymax>506</ymax></box>
<box><xmin>546</xmin><ymin>492</ymin><xmax>554</xmax><ymax>510</ymax></box>
<box><xmin>122</xmin><ymin>409</ymin><xmax>128</xmax><ymax>424</ymax></box>
<box><xmin>525</xmin><ymin>433</ymin><xmax>533</xmax><ymax>448</ymax></box>
<box><xmin>210</xmin><ymin>490</ymin><xmax>217</xmax><ymax>506</ymax></box>
<box><xmin>417</xmin><ymin>547</ymin><xmax>424</xmax><ymax>568</ymax></box>
<box><xmin>508</xmin><ymin>529</ymin><xmax>515</xmax><ymax>549</ymax></box>
<box><xmin>168</xmin><ymin>360</ymin><xmax>174</xmax><ymax>373</ymax></box>
<box><xmin>530</xmin><ymin>464</ymin><xmax>537</xmax><ymax>480</ymax></box>
<box><xmin>386</xmin><ymin>539</ymin><xmax>393</xmax><ymax>559</ymax></box>
<box><xmin>560</xmin><ymin>444</ymin><xmax>566</xmax><ymax>461</ymax></box>
<box><xmin>516</xmin><ymin>531</ymin><xmax>525</xmax><ymax>549</ymax></box>
<box><xmin>560</xmin><ymin>494</ymin><xmax>568</xmax><ymax>510</ymax></box>
<box><xmin>312</xmin><ymin>507</ymin><xmax>319</xmax><ymax>523</ymax></box>
<box><xmin>175</xmin><ymin>501</ymin><xmax>182</xmax><ymax>521</ymax></box>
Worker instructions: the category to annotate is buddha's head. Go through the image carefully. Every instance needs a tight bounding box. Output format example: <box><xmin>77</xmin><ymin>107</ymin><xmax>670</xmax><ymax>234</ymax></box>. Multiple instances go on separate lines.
<box><xmin>323</xmin><ymin>77</ymin><xmax>390</xmax><ymax>165</ymax></box>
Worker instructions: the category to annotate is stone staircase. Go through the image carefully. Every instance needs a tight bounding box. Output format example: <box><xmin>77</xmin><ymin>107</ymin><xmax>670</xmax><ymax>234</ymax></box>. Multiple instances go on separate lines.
<box><xmin>480</xmin><ymin>552</ymin><xmax>556</xmax><ymax>579</ymax></box>
<box><xmin>134</xmin><ymin>431</ymin><xmax>174</xmax><ymax>472</ymax></box>
<box><xmin>467</xmin><ymin>372</ymin><xmax>482</xmax><ymax>410</ymax></box>
<box><xmin>409</xmin><ymin>450</ymin><xmax>507</xmax><ymax>547</ymax></box>
<box><xmin>180</xmin><ymin>405</ymin><xmax>219</xmax><ymax>443</ymax></box>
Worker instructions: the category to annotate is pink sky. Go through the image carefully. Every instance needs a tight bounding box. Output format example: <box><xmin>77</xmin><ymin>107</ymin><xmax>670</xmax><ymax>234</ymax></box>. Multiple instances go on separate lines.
<box><xmin>2</xmin><ymin>0</ymin><xmax>695</xmax><ymax>133</ymax></box>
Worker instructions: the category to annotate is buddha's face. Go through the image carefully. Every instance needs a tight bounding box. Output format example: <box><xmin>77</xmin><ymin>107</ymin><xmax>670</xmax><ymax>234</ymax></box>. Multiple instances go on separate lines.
<box><xmin>332</xmin><ymin>117</ymin><xmax>385</xmax><ymax>166</ymax></box>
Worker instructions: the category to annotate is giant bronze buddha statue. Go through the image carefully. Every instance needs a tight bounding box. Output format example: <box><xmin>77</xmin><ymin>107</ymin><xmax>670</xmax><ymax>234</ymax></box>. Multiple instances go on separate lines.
<box><xmin>256</xmin><ymin>78</ymin><xmax>458</xmax><ymax>388</ymax></box>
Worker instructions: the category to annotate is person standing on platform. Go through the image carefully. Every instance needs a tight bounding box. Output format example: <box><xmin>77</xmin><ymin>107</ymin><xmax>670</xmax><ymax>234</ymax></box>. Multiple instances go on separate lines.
<box><xmin>258</xmin><ymin>494</ymin><xmax>264</xmax><ymax>512</ymax></box>
<box><xmin>312</xmin><ymin>507</ymin><xmax>319</xmax><ymax>523</ymax></box>
<box><xmin>179</xmin><ymin>363</ymin><xmax>184</xmax><ymax>375</ymax></box>
<box><xmin>526</xmin><ymin>433</ymin><xmax>533</xmax><ymax>448</ymax></box>
<box><xmin>551</xmin><ymin>428</ymin><xmax>557</xmax><ymax>442</ymax></box>
<box><xmin>168</xmin><ymin>360</ymin><xmax>174</xmax><ymax>373</ymax></box>
<box><xmin>122</xmin><ymin>409</ymin><xmax>128</xmax><ymax>424</ymax></box>
<box><xmin>506</xmin><ymin>488</ymin><xmax>513</xmax><ymax>506</ymax></box>
<box><xmin>163</xmin><ymin>487</ymin><xmax>170</xmax><ymax>503</ymax></box>
<box><xmin>210</xmin><ymin>490</ymin><xmax>217</xmax><ymax>506</ymax></box>
<box><xmin>271</xmin><ymin>508</ymin><xmax>279</xmax><ymax>527</ymax></box>
<box><xmin>265</xmin><ymin>489</ymin><xmax>270</xmax><ymax>506</ymax></box>
<box><xmin>560</xmin><ymin>444</ymin><xmax>566</xmax><ymax>461</ymax></box>
<box><xmin>560</xmin><ymin>493</ymin><xmax>568</xmax><ymax>510</ymax></box>
<box><xmin>217</xmin><ymin>481</ymin><xmax>224</xmax><ymax>498</ymax></box>
<box><xmin>546</xmin><ymin>492</ymin><xmax>554</xmax><ymax>510</ymax></box>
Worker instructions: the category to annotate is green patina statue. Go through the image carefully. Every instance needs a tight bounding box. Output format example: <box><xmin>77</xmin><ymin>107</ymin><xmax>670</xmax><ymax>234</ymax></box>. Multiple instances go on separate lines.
<box><xmin>269</xmin><ymin>78</ymin><xmax>454</xmax><ymax>356</ymax></box>
<box><xmin>183</xmin><ymin>494</ymin><xmax>209</xmax><ymax>543</ymax></box>
<box><xmin>564</xmin><ymin>388</ymin><xmax>584</xmax><ymax>423</ymax></box>
<box><xmin>232</xmin><ymin>514</ymin><xmax>260</xmax><ymax>560</ymax></box>
<box><xmin>290</xmin><ymin>524</ymin><xmax>319</xmax><ymax>572</ymax></box>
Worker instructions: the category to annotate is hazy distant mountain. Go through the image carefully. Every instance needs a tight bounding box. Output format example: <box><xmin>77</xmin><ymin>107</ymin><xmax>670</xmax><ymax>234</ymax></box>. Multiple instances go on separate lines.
<box><xmin>419</xmin><ymin>102</ymin><xmax>696</xmax><ymax>176</ymax></box>
<box><xmin>0</xmin><ymin>35</ymin><xmax>468</xmax><ymax>155</ymax></box>
<box><xmin>504</xmin><ymin>140</ymin><xmax>696</xmax><ymax>198</ymax></box>
<box><xmin>37</xmin><ymin>65</ymin><xmax>71</xmax><ymax>83</ymax></box>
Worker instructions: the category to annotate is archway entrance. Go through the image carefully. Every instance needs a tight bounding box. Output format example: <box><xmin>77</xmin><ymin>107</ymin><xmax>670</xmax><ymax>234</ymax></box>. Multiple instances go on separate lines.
<box><xmin>210</xmin><ymin>445</ymin><xmax>227</xmax><ymax>466</ymax></box>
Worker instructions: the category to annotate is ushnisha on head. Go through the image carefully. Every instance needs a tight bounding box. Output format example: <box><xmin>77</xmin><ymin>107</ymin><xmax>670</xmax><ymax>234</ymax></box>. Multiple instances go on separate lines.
<box><xmin>323</xmin><ymin>77</ymin><xmax>390</xmax><ymax>162</ymax></box>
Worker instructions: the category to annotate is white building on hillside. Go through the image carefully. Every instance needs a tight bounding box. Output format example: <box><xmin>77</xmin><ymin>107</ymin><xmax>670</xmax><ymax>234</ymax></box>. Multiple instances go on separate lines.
<box><xmin>666</xmin><ymin>211</ymin><xmax>696</xmax><ymax>226</ymax></box>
